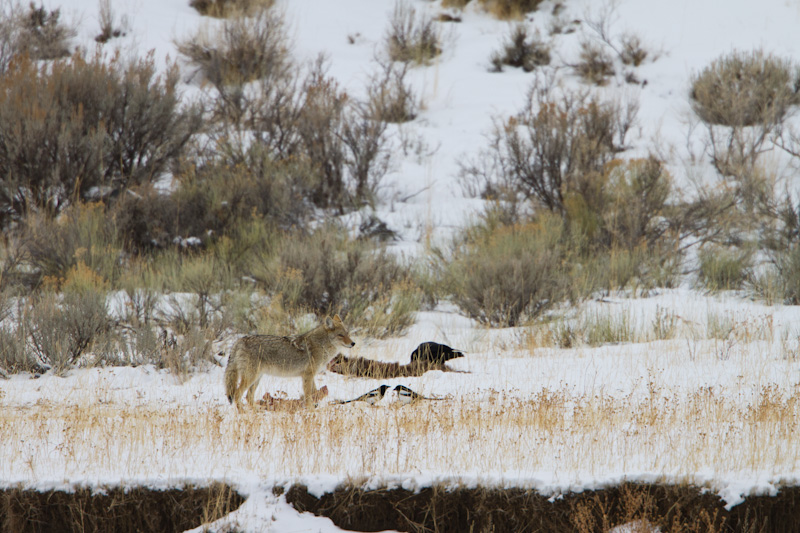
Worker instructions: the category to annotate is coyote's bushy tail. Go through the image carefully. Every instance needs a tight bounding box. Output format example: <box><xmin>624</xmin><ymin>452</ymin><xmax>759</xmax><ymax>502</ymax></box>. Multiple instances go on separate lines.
<box><xmin>224</xmin><ymin>349</ymin><xmax>238</xmax><ymax>403</ymax></box>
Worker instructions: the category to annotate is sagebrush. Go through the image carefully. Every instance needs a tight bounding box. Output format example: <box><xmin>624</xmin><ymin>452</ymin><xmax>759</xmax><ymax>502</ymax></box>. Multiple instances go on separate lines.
<box><xmin>0</xmin><ymin>51</ymin><xmax>201</xmax><ymax>229</ymax></box>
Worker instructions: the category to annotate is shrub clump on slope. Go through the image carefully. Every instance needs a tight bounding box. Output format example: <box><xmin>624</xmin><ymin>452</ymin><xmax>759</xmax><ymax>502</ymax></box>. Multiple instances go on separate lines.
<box><xmin>444</xmin><ymin>214</ymin><xmax>573</xmax><ymax>327</ymax></box>
<box><xmin>0</xmin><ymin>51</ymin><xmax>201</xmax><ymax>229</ymax></box>
<box><xmin>690</xmin><ymin>49</ymin><xmax>799</xmax><ymax>128</ymax></box>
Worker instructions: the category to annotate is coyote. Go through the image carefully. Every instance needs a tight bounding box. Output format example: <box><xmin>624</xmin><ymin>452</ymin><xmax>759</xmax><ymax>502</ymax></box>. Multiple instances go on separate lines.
<box><xmin>225</xmin><ymin>315</ymin><xmax>355</xmax><ymax>409</ymax></box>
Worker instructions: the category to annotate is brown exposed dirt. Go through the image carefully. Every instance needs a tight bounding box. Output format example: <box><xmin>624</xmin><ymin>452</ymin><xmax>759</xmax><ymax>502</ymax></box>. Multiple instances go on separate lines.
<box><xmin>5</xmin><ymin>482</ymin><xmax>800</xmax><ymax>532</ymax></box>
<box><xmin>0</xmin><ymin>483</ymin><xmax>244</xmax><ymax>533</ymax></box>
<box><xmin>285</xmin><ymin>482</ymin><xmax>800</xmax><ymax>533</ymax></box>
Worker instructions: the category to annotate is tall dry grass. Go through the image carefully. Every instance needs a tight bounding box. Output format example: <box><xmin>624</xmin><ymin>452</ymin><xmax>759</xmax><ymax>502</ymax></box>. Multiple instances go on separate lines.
<box><xmin>2</xmin><ymin>368</ymin><xmax>797</xmax><ymax>482</ymax></box>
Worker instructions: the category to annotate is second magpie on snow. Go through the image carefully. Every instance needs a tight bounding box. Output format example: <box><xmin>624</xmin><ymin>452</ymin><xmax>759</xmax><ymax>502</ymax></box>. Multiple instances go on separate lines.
<box><xmin>393</xmin><ymin>385</ymin><xmax>444</xmax><ymax>404</ymax></box>
<box><xmin>336</xmin><ymin>385</ymin><xmax>390</xmax><ymax>405</ymax></box>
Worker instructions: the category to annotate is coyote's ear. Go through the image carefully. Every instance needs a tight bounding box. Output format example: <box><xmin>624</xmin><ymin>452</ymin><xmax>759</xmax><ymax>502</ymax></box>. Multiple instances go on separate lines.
<box><xmin>333</xmin><ymin>314</ymin><xmax>342</xmax><ymax>323</ymax></box>
<box><xmin>325</xmin><ymin>316</ymin><xmax>335</xmax><ymax>329</ymax></box>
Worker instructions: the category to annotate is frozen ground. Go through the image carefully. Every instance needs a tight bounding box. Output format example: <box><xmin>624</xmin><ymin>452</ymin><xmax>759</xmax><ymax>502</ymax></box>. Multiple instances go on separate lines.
<box><xmin>3</xmin><ymin>0</ymin><xmax>800</xmax><ymax>530</ymax></box>
<box><xmin>3</xmin><ymin>290</ymin><xmax>800</xmax><ymax>530</ymax></box>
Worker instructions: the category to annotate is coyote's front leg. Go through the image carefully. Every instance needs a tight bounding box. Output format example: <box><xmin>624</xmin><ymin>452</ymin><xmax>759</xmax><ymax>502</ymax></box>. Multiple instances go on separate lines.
<box><xmin>302</xmin><ymin>371</ymin><xmax>318</xmax><ymax>409</ymax></box>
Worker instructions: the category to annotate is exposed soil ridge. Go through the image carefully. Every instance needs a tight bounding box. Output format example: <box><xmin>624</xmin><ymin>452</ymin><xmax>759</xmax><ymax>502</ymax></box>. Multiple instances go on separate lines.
<box><xmin>0</xmin><ymin>483</ymin><xmax>244</xmax><ymax>533</ymax></box>
<box><xmin>286</xmin><ymin>482</ymin><xmax>800</xmax><ymax>533</ymax></box>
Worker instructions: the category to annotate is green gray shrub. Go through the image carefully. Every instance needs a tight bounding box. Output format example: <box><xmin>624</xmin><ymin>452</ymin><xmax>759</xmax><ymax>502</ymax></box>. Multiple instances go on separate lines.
<box><xmin>697</xmin><ymin>245</ymin><xmax>752</xmax><ymax>292</ymax></box>
<box><xmin>690</xmin><ymin>49</ymin><xmax>799</xmax><ymax>127</ymax></box>
<box><xmin>251</xmin><ymin>224</ymin><xmax>419</xmax><ymax>333</ymax></box>
<box><xmin>0</xmin><ymin>51</ymin><xmax>201</xmax><ymax>228</ymax></box>
<box><xmin>22</xmin><ymin>203</ymin><xmax>122</xmax><ymax>285</ymax></box>
<box><xmin>445</xmin><ymin>215</ymin><xmax>571</xmax><ymax>327</ymax></box>
<box><xmin>27</xmin><ymin>289</ymin><xmax>111</xmax><ymax>374</ymax></box>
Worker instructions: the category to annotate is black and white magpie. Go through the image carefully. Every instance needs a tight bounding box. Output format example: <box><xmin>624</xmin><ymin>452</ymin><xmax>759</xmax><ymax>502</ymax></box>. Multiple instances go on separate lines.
<box><xmin>393</xmin><ymin>385</ymin><xmax>443</xmax><ymax>404</ymax></box>
<box><xmin>336</xmin><ymin>385</ymin><xmax>390</xmax><ymax>405</ymax></box>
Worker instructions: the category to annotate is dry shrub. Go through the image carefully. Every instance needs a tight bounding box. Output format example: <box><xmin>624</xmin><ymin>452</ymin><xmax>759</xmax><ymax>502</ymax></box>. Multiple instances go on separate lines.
<box><xmin>95</xmin><ymin>0</ymin><xmax>126</xmax><ymax>43</ymax></box>
<box><xmin>0</xmin><ymin>1</ymin><xmax>75</xmax><ymax>72</ymax></box>
<box><xmin>690</xmin><ymin>51</ymin><xmax>798</xmax><ymax>204</ymax></box>
<box><xmin>461</xmin><ymin>85</ymin><xmax>681</xmax><ymax>296</ymax></box>
<box><xmin>568</xmin><ymin>158</ymin><xmax>679</xmax><ymax>293</ymax></box>
<box><xmin>157</xmin><ymin>326</ymin><xmax>214</xmax><ymax>379</ymax></box>
<box><xmin>206</xmin><ymin>57</ymin><xmax>392</xmax><ymax>213</ymax></box>
<box><xmin>22</xmin><ymin>203</ymin><xmax>122</xmax><ymax>286</ymax></box>
<box><xmin>464</xmin><ymin>82</ymin><xmax>634</xmax><ymax>216</ymax></box>
<box><xmin>296</xmin><ymin>67</ymin><xmax>351</xmax><ymax>208</ymax></box>
<box><xmin>0</xmin><ymin>287</ymin><xmax>9</xmax><ymax>324</ymax></box>
<box><xmin>0</xmin><ymin>1</ymin><xmax>23</xmax><ymax>73</ymax></box>
<box><xmin>366</xmin><ymin>60</ymin><xmax>418</xmax><ymax>123</ymax></box>
<box><xmin>347</xmin><ymin>279</ymin><xmax>422</xmax><ymax>338</ymax></box>
<box><xmin>490</xmin><ymin>24</ymin><xmax>550</xmax><ymax>73</ymax></box>
<box><xmin>385</xmin><ymin>1</ymin><xmax>441</xmax><ymax>64</ymax></box>
<box><xmin>687</xmin><ymin>54</ymin><xmax>799</xmax><ymax>243</ymax></box>
<box><xmin>691</xmin><ymin>49</ymin><xmax>799</xmax><ymax>128</ymax></box>
<box><xmin>0</xmin><ymin>318</ymin><xmax>41</xmax><ymax>374</ymax></box>
<box><xmin>697</xmin><ymin>245</ymin><xmax>753</xmax><ymax>292</ymax></box>
<box><xmin>17</xmin><ymin>2</ymin><xmax>75</xmax><ymax>59</ymax></box>
<box><xmin>189</xmin><ymin>0</ymin><xmax>273</xmax><ymax>17</ymax></box>
<box><xmin>582</xmin><ymin>2</ymin><xmax>652</xmax><ymax>70</ymax></box>
<box><xmin>0</xmin><ymin>232</ymin><xmax>29</xmax><ymax>291</ymax></box>
<box><xmin>600</xmin><ymin>158</ymin><xmax>673</xmax><ymax>250</ymax></box>
<box><xmin>161</xmin><ymin>254</ymin><xmax>233</xmax><ymax>332</ymax></box>
<box><xmin>445</xmin><ymin>214</ymin><xmax>572</xmax><ymax>327</ymax></box>
<box><xmin>122</xmin><ymin>64</ymin><xmax>391</xmax><ymax>249</ymax></box>
<box><xmin>0</xmin><ymin>51</ymin><xmax>201</xmax><ymax>229</ymax></box>
<box><xmin>114</xmin><ymin>152</ymin><xmax>315</xmax><ymax>253</ymax></box>
<box><xmin>118</xmin><ymin>267</ymin><xmax>159</xmax><ymax>326</ymax></box>
<box><xmin>583</xmin><ymin>243</ymin><xmax>681</xmax><ymax>296</ymax></box>
<box><xmin>210</xmin><ymin>70</ymin><xmax>301</xmax><ymax>160</ymax></box>
<box><xmin>155</xmin><ymin>252</ymin><xmax>265</xmax><ymax>340</ymax></box>
<box><xmin>112</xmin><ymin>186</ymin><xmax>209</xmax><ymax>254</ymax></box>
<box><xmin>339</xmin><ymin>107</ymin><xmax>393</xmax><ymax>205</ymax></box>
<box><xmin>478</xmin><ymin>0</ymin><xmax>545</xmax><ymax>20</ymax></box>
<box><xmin>766</xmin><ymin>245</ymin><xmax>800</xmax><ymax>304</ymax></box>
<box><xmin>619</xmin><ymin>33</ymin><xmax>647</xmax><ymax>66</ymax></box>
<box><xmin>118</xmin><ymin>185</ymin><xmax>219</xmax><ymax>253</ymax></box>
<box><xmin>115</xmin><ymin>323</ymin><xmax>161</xmax><ymax>366</ymax></box>
<box><xmin>251</xmin><ymin>225</ymin><xmax>419</xmax><ymax>334</ymax></box>
<box><xmin>300</xmin><ymin>64</ymin><xmax>392</xmax><ymax>209</ymax></box>
<box><xmin>575</xmin><ymin>39</ymin><xmax>615</xmax><ymax>85</ymax></box>
<box><xmin>199</xmin><ymin>12</ymin><xmax>297</xmax><ymax>157</ymax></box>
<box><xmin>177</xmin><ymin>6</ymin><xmax>290</xmax><ymax>89</ymax></box>
<box><xmin>704</xmin><ymin>119</ymin><xmax>780</xmax><ymax>187</ymax></box>
<box><xmin>760</xmin><ymin>195</ymin><xmax>800</xmax><ymax>299</ymax></box>
<box><xmin>26</xmin><ymin>265</ymin><xmax>111</xmax><ymax>374</ymax></box>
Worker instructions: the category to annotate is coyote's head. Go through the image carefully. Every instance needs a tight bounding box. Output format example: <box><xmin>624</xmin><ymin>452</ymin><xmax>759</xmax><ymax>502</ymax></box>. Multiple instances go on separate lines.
<box><xmin>326</xmin><ymin>314</ymin><xmax>355</xmax><ymax>348</ymax></box>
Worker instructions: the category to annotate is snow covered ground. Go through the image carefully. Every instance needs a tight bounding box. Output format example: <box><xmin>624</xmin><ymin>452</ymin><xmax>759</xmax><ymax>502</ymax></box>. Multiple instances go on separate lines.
<box><xmin>3</xmin><ymin>290</ymin><xmax>800</xmax><ymax>530</ymax></box>
<box><xmin>3</xmin><ymin>0</ymin><xmax>800</xmax><ymax>530</ymax></box>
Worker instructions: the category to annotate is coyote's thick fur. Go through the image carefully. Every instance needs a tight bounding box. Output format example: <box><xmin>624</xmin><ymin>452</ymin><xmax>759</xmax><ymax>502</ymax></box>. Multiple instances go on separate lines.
<box><xmin>224</xmin><ymin>315</ymin><xmax>355</xmax><ymax>409</ymax></box>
